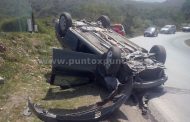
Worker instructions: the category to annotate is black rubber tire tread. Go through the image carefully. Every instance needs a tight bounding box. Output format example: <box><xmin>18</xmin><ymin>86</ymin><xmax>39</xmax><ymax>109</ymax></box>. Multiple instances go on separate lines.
<box><xmin>103</xmin><ymin>47</ymin><xmax>122</xmax><ymax>76</ymax></box>
<box><xmin>150</xmin><ymin>45</ymin><xmax>166</xmax><ymax>64</ymax></box>
<box><xmin>97</xmin><ymin>15</ymin><xmax>111</xmax><ymax>28</ymax></box>
<box><xmin>55</xmin><ymin>21</ymin><xmax>62</xmax><ymax>38</ymax></box>
<box><xmin>59</xmin><ymin>12</ymin><xmax>72</xmax><ymax>36</ymax></box>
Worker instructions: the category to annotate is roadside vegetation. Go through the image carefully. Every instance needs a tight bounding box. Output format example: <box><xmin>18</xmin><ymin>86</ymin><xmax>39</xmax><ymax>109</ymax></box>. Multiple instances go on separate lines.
<box><xmin>0</xmin><ymin>25</ymin><xmax>57</xmax><ymax>121</ymax></box>
<box><xmin>0</xmin><ymin>18</ymin><xmax>107</xmax><ymax>122</ymax></box>
<box><xmin>30</xmin><ymin>0</ymin><xmax>190</xmax><ymax>36</ymax></box>
<box><xmin>0</xmin><ymin>0</ymin><xmax>190</xmax><ymax>36</ymax></box>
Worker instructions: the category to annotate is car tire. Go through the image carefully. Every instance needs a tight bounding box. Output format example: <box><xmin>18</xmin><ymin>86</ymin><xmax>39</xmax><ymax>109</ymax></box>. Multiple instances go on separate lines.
<box><xmin>104</xmin><ymin>47</ymin><xmax>122</xmax><ymax>76</ymax></box>
<box><xmin>150</xmin><ymin>45</ymin><xmax>166</xmax><ymax>64</ymax></box>
<box><xmin>59</xmin><ymin>12</ymin><xmax>72</xmax><ymax>36</ymax></box>
<box><xmin>155</xmin><ymin>33</ymin><xmax>158</xmax><ymax>37</ymax></box>
<box><xmin>97</xmin><ymin>15</ymin><xmax>111</xmax><ymax>28</ymax></box>
<box><xmin>97</xmin><ymin>47</ymin><xmax>121</xmax><ymax>77</ymax></box>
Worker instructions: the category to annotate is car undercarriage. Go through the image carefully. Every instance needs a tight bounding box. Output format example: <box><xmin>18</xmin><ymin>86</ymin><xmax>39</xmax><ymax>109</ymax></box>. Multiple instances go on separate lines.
<box><xmin>28</xmin><ymin>12</ymin><xmax>168</xmax><ymax>122</ymax></box>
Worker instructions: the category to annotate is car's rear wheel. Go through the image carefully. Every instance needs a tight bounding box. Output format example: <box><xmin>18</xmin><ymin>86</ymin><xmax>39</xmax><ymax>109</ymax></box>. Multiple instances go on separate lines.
<box><xmin>59</xmin><ymin>12</ymin><xmax>72</xmax><ymax>36</ymax></box>
<box><xmin>97</xmin><ymin>47</ymin><xmax>121</xmax><ymax>77</ymax></box>
<box><xmin>97</xmin><ymin>15</ymin><xmax>111</xmax><ymax>28</ymax></box>
<box><xmin>150</xmin><ymin>45</ymin><xmax>166</xmax><ymax>64</ymax></box>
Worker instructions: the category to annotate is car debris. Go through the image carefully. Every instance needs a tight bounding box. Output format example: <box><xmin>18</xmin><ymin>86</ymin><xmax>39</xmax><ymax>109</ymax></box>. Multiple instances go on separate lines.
<box><xmin>28</xmin><ymin>79</ymin><xmax>133</xmax><ymax>122</ymax></box>
<box><xmin>29</xmin><ymin>12</ymin><xmax>168</xmax><ymax>121</ymax></box>
<box><xmin>23</xmin><ymin>106</ymin><xmax>32</xmax><ymax>117</ymax></box>
<box><xmin>0</xmin><ymin>76</ymin><xmax>4</xmax><ymax>84</ymax></box>
<box><xmin>0</xmin><ymin>43</ymin><xmax>6</xmax><ymax>53</ymax></box>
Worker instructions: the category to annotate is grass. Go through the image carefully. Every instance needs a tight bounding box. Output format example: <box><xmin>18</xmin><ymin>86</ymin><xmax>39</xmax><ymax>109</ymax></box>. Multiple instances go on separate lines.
<box><xmin>0</xmin><ymin>23</ymin><xmax>107</xmax><ymax>121</ymax></box>
<box><xmin>0</xmin><ymin>31</ymin><xmax>56</xmax><ymax>121</ymax></box>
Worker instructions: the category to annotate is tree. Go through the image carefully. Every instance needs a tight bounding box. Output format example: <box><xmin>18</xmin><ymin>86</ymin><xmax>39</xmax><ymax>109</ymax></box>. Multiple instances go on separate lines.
<box><xmin>182</xmin><ymin>0</ymin><xmax>190</xmax><ymax>20</ymax></box>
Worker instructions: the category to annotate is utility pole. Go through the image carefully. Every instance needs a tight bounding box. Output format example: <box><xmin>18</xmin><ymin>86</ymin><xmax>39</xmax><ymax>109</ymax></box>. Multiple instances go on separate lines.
<box><xmin>31</xmin><ymin>11</ymin><xmax>35</xmax><ymax>31</ymax></box>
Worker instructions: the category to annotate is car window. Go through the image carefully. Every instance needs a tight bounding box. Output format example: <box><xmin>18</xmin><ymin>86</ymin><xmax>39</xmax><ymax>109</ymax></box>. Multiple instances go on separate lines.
<box><xmin>147</xmin><ymin>27</ymin><xmax>156</xmax><ymax>31</ymax></box>
<box><xmin>164</xmin><ymin>25</ymin><xmax>171</xmax><ymax>28</ymax></box>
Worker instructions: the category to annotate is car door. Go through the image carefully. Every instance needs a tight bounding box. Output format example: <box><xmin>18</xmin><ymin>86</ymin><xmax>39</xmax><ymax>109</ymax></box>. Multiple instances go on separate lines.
<box><xmin>52</xmin><ymin>48</ymin><xmax>100</xmax><ymax>75</ymax></box>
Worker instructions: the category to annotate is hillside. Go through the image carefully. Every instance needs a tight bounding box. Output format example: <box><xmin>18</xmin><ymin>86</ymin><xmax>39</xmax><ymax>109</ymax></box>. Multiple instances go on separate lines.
<box><xmin>0</xmin><ymin>0</ymin><xmax>185</xmax><ymax>18</ymax></box>
<box><xmin>30</xmin><ymin>0</ymin><xmax>185</xmax><ymax>17</ymax></box>
<box><xmin>0</xmin><ymin>0</ymin><xmax>189</xmax><ymax>36</ymax></box>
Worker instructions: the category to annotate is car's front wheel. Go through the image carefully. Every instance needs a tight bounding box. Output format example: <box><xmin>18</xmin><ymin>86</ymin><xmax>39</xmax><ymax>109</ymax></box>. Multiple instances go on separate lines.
<box><xmin>59</xmin><ymin>12</ymin><xmax>72</xmax><ymax>36</ymax></box>
<box><xmin>150</xmin><ymin>45</ymin><xmax>166</xmax><ymax>64</ymax></box>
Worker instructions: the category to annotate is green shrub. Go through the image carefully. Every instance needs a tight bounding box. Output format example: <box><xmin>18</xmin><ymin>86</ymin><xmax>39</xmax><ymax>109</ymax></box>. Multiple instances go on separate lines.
<box><xmin>1</xmin><ymin>18</ymin><xmax>27</xmax><ymax>32</ymax></box>
<box><xmin>36</xmin><ymin>18</ymin><xmax>53</xmax><ymax>34</ymax></box>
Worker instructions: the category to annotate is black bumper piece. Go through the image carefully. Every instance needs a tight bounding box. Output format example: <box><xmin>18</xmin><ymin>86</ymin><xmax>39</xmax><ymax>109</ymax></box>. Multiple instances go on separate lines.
<box><xmin>28</xmin><ymin>80</ymin><xmax>133</xmax><ymax>122</ymax></box>
<box><xmin>134</xmin><ymin>76</ymin><xmax>168</xmax><ymax>89</ymax></box>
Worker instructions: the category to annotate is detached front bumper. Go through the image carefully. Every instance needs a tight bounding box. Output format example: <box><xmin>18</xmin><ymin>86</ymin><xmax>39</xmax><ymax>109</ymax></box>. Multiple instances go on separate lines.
<box><xmin>134</xmin><ymin>76</ymin><xmax>168</xmax><ymax>89</ymax></box>
<box><xmin>28</xmin><ymin>80</ymin><xmax>133</xmax><ymax>122</ymax></box>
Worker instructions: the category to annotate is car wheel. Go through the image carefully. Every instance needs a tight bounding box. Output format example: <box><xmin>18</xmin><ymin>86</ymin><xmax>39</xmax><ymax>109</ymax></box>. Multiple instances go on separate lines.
<box><xmin>59</xmin><ymin>12</ymin><xmax>72</xmax><ymax>36</ymax></box>
<box><xmin>150</xmin><ymin>45</ymin><xmax>166</xmax><ymax>64</ymax></box>
<box><xmin>104</xmin><ymin>47</ymin><xmax>121</xmax><ymax>76</ymax></box>
<box><xmin>155</xmin><ymin>33</ymin><xmax>158</xmax><ymax>37</ymax></box>
<box><xmin>97</xmin><ymin>47</ymin><xmax>121</xmax><ymax>77</ymax></box>
<box><xmin>97</xmin><ymin>15</ymin><xmax>111</xmax><ymax>28</ymax></box>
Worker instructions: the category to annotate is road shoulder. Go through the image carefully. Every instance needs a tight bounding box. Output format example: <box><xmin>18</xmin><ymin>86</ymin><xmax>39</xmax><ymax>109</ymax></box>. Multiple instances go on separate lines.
<box><xmin>185</xmin><ymin>39</ymin><xmax>190</xmax><ymax>47</ymax></box>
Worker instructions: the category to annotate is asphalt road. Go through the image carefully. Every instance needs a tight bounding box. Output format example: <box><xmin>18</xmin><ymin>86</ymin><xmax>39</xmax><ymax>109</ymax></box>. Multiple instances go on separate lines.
<box><xmin>131</xmin><ymin>32</ymin><xmax>190</xmax><ymax>122</ymax></box>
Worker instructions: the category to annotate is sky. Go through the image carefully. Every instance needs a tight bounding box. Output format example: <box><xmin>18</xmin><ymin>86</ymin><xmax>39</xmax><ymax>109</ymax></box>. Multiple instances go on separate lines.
<box><xmin>134</xmin><ymin>0</ymin><xmax>166</xmax><ymax>2</ymax></box>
